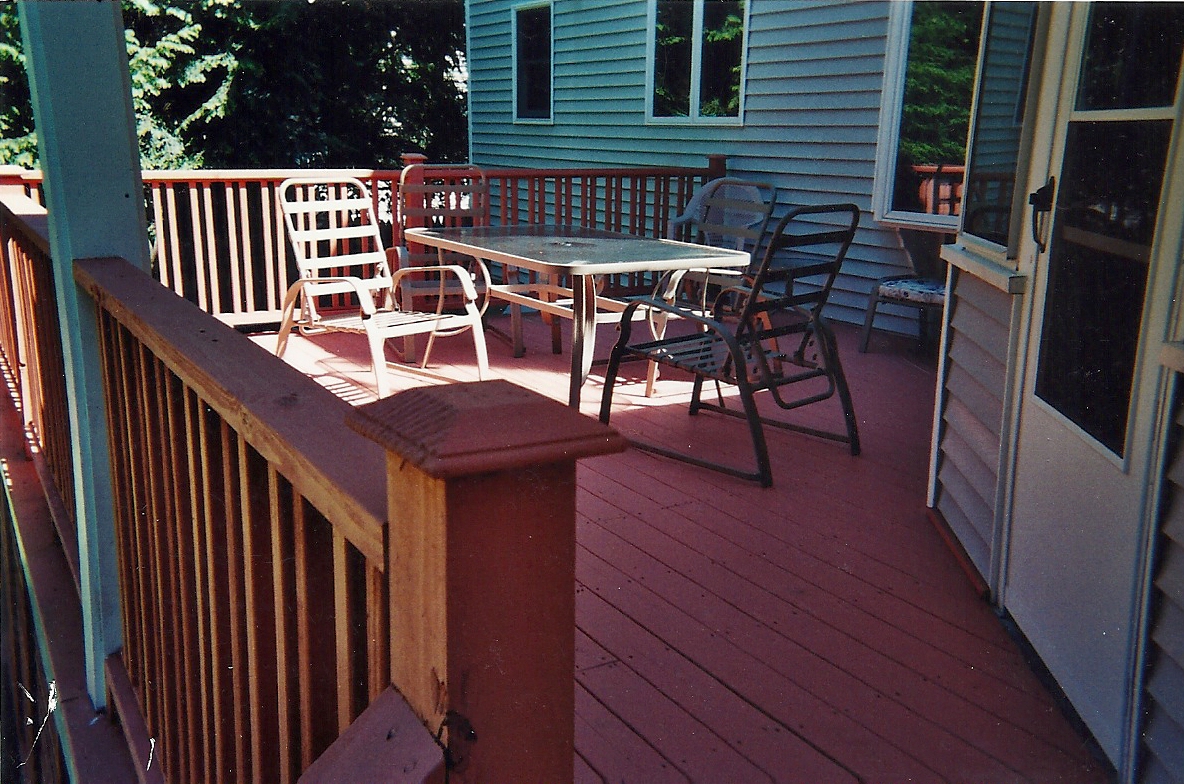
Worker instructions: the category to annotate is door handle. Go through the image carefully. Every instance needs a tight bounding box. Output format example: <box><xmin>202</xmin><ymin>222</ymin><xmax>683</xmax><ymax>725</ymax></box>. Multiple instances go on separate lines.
<box><xmin>1028</xmin><ymin>177</ymin><xmax>1055</xmax><ymax>253</ymax></box>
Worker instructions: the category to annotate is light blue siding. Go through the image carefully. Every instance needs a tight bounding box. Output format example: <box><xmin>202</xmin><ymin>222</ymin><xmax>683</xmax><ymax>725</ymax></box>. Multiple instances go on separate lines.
<box><xmin>467</xmin><ymin>0</ymin><xmax>918</xmax><ymax>330</ymax></box>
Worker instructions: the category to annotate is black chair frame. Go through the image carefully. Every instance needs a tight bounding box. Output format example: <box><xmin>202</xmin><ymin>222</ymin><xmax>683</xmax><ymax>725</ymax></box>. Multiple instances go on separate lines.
<box><xmin>599</xmin><ymin>203</ymin><xmax>861</xmax><ymax>487</ymax></box>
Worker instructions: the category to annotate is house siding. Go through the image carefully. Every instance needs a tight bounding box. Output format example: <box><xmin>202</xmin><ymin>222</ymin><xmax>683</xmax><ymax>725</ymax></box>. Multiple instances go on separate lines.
<box><xmin>933</xmin><ymin>269</ymin><xmax>1017</xmax><ymax>581</ymax></box>
<box><xmin>1139</xmin><ymin>384</ymin><xmax>1184</xmax><ymax>783</ymax></box>
<box><xmin>467</xmin><ymin>0</ymin><xmax>918</xmax><ymax>332</ymax></box>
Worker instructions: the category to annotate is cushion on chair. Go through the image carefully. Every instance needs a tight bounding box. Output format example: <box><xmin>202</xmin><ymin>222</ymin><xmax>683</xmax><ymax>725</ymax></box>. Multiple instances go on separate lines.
<box><xmin>876</xmin><ymin>276</ymin><xmax>945</xmax><ymax>306</ymax></box>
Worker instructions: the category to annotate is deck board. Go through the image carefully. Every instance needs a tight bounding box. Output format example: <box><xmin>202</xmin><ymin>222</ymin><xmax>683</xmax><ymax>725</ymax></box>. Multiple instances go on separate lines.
<box><xmin>256</xmin><ymin>313</ymin><xmax>1110</xmax><ymax>783</ymax></box>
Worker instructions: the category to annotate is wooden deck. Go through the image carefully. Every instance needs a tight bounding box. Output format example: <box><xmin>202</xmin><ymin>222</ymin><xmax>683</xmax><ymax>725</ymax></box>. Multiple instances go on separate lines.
<box><xmin>255</xmin><ymin>313</ymin><xmax>1110</xmax><ymax>783</ymax></box>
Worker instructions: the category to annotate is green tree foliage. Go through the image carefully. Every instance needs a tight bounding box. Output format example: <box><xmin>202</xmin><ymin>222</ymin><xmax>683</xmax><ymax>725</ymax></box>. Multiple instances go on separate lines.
<box><xmin>0</xmin><ymin>7</ymin><xmax>36</xmax><ymax>167</ymax></box>
<box><xmin>0</xmin><ymin>1</ymin><xmax>467</xmax><ymax>169</ymax></box>
<box><xmin>899</xmin><ymin>2</ymin><xmax>982</xmax><ymax>166</ymax></box>
<box><xmin>124</xmin><ymin>0</ymin><xmax>238</xmax><ymax>168</ymax></box>
<box><xmin>199</xmin><ymin>1</ymin><xmax>467</xmax><ymax>168</ymax></box>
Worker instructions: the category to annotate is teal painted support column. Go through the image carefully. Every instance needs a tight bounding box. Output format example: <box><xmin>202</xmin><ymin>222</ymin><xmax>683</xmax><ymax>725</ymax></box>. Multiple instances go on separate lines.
<box><xmin>18</xmin><ymin>0</ymin><xmax>151</xmax><ymax>709</ymax></box>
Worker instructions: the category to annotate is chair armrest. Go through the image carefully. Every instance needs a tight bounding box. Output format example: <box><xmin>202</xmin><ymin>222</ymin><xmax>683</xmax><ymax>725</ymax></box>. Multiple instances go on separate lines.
<box><xmin>284</xmin><ymin>275</ymin><xmax>381</xmax><ymax>315</ymax></box>
<box><xmin>620</xmin><ymin>296</ymin><xmax>739</xmax><ymax>344</ymax></box>
<box><xmin>666</xmin><ymin>211</ymin><xmax>697</xmax><ymax>240</ymax></box>
<box><xmin>390</xmin><ymin>263</ymin><xmax>480</xmax><ymax>302</ymax></box>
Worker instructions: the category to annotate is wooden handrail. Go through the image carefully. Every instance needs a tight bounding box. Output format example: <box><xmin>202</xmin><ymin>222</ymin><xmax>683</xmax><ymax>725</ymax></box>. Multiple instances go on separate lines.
<box><xmin>74</xmin><ymin>257</ymin><xmax>385</xmax><ymax>560</ymax></box>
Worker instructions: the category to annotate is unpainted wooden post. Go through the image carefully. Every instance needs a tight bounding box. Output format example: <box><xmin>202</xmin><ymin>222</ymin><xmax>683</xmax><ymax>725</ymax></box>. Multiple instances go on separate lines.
<box><xmin>348</xmin><ymin>380</ymin><xmax>625</xmax><ymax>783</ymax></box>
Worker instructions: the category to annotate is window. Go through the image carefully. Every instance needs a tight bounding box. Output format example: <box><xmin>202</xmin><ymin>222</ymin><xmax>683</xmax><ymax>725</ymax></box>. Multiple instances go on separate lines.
<box><xmin>873</xmin><ymin>1</ymin><xmax>984</xmax><ymax>231</ymax></box>
<box><xmin>648</xmin><ymin>0</ymin><xmax>747</xmax><ymax>123</ymax></box>
<box><xmin>515</xmin><ymin>3</ymin><xmax>552</xmax><ymax>122</ymax></box>
<box><xmin>1033</xmin><ymin>3</ymin><xmax>1184</xmax><ymax>456</ymax></box>
<box><xmin>960</xmin><ymin>3</ymin><xmax>1039</xmax><ymax>253</ymax></box>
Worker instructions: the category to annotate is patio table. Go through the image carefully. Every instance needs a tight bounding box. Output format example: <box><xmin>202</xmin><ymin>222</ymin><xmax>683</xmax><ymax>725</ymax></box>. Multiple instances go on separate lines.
<box><xmin>404</xmin><ymin>224</ymin><xmax>751</xmax><ymax>407</ymax></box>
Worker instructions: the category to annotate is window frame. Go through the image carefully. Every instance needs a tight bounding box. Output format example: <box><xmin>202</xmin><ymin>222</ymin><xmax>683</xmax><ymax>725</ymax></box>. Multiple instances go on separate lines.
<box><xmin>645</xmin><ymin>0</ymin><xmax>750</xmax><ymax>126</ymax></box>
<box><xmin>955</xmin><ymin>2</ymin><xmax>1044</xmax><ymax>263</ymax></box>
<box><xmin>872</xmin><ymin>1</ymin><xmax>982</xmax><ymax>232</ymax></box>
<box><xmin>513</xmin><ymin>1</ymin><xmax>554</xmax><ymax>124</ymax></box>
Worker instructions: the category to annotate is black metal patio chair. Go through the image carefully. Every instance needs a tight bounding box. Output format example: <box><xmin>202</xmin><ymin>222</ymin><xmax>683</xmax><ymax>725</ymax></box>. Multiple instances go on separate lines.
<box><xmin>599</xmin><ymin>203</ymin><xmax>861</xmax><ymax>487</ymax></box>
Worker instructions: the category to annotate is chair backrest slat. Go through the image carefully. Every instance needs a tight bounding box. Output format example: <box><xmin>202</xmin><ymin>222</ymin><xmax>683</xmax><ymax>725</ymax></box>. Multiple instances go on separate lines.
<box><xmin>735</xmin><ymin>203</ymin><xmax>860</xmax><ymax>344</ymax></box>
<box><xmin>669</xmin><ymin>177</ymin><xmax>776</xmax><ymax>262</ymax></box>
<box><xmin>279</xmin><ymin>176</ymin><xmax>391</xmax><ymax>286</ymax></box>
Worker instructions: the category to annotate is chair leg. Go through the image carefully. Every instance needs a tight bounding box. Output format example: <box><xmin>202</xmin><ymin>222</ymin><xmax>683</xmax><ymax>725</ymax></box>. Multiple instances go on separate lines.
<box><xmin>644</xmin><ymin>360</ymin><xmax>661</xmax><ymax>397</ymax></box>
<box><xmin>510</xmin><ymin>302</ymin><xmax>526</xmax><ymax>358</ymax></box>
<box><xmin>551</xmin><ymin>316</ymin><xmax>563</xmax><ymax>355</ymax></box>
<box><xmin>816</xmin><ymin>321</ymin><xmax>860</xmax><ymax>456</ymax></box>
<box><xmin>367</xmin><ymin>330</ymin><xmax>391</xmax><ymax>399</ymax></box>
<box><xmin>736</xmin><ymin>378</ymin><xmax>773</xmax><ymax>487</ymax></box>
<box><xmin>599</xmin><ymin>320</ymin><xmax>634</xmax><ymax>424</ymax></box>
<box><xmin>471</xmin><ymin>322</ymin><xmax>490</xmax><ymax>381</ymax></box>
<box><xmin>859</xmin><ymin>290</ymin><xmax>880</xmax><ymax>353</ymax></box>
<box><xmin>688</xmin><ymin>375</ymin><xmax>706</xmax><ymax>415</ymax></box>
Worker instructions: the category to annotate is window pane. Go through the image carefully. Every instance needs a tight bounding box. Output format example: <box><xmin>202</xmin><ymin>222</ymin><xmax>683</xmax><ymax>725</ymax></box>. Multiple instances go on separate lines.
<box><xmin>1077</xmin><ymin>3</ymin><xmax>1184</xmax><ymax>111</ymax></box>
<box><xmin>890</xmin><ymin>2</ymin><xmax>983</xmax><ymax>214</ymax></box>
<box><xmin>654</xmin><ymin>0</ymin><xmax>693</xmax><ymax>117</ymax></box>
<box><xmin>1035</xmin><ymin>120</ymin><xmax>1171</xmax><ymax>456</ymax></box>
<box><xmin>699</xmin><ymin>0</ymin><xmax>744</xmax><ymax>118</ymax></box>
<box><xmin>962</xmin><ymin>3</ymin><xmax>1036</xmax><ymax>246</ymax></box>
<box><xmin>516</xmin><ymin>6</ymin><xmax>551</xmax><ymax>119</ymax></box>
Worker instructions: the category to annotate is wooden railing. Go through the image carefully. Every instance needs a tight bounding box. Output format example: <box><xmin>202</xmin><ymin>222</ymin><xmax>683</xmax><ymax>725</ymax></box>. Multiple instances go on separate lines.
<box><xmin>485</xmin><ymin>156</ymin><xmax>725</xmax><ymax>239</ymax></box>
<box><xmin>913</xmin><ymin>164</ymin><xmax>965</xmax><ymax>216</ymax></box>
<box><xmin>5</xmin><ymin>158</ymin><xmax>722</xmax><ymax>327</ymax></box>
<box><xmin>0</xmin><ymin>189</ymin><xmax>77</xmax><ymax>576</ymax></box>
<box><xmin>76</xmin><ymin>255</ymin><xmax>394</xmax><ymax>784</ymax></box>
<box><xmin>2</xmin><ymin>181</ymin><xmax>626</xmax><ymax>780</ymax></box>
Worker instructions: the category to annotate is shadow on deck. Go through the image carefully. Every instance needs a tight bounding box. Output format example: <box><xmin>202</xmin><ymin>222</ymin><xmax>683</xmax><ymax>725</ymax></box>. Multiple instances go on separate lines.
<box><xmin>257</xmin><ymin>314</ymin><xmax>1109</xmax><ymax>783</ymax></box>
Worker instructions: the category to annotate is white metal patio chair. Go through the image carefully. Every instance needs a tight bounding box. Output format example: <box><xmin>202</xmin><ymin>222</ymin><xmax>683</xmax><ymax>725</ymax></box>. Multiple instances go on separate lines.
<box><xmin>394</xmin><ymin>164</ymin><xmax>494</xmax><ymax>361</ymax></box>
<box><xmin>276</xmin><ymin>176</ymin><xmax>489</xmax><ymax>397</ymax></box>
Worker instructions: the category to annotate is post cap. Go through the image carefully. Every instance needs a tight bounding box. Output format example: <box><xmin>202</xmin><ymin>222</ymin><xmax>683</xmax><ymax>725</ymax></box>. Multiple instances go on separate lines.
<box><xmin>347</xmin><ymin>380</ymin><xmax>626</xmax><ymax>479</ymax></box>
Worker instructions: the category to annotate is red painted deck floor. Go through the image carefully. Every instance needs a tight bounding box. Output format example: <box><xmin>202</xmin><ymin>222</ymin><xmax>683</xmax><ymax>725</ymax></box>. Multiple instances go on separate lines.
<box><xmin>257</xmin><ymin>313</ymin><xmax>1111</xmax><ymax>784</ymax></box>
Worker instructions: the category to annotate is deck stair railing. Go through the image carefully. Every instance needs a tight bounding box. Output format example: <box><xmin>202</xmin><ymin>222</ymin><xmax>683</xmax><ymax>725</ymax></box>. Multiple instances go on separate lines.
<box><xmin>2</xmin><ymin>183</ymin><xmax>625</xmax><ymax>781</ymax></box>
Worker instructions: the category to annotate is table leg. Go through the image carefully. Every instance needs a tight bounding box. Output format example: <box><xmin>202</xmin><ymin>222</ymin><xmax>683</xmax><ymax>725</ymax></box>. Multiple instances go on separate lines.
<box><xmin>568</xmin><ymin>274</ymin><xmax>597</xmax><ymax>408</ymax></box>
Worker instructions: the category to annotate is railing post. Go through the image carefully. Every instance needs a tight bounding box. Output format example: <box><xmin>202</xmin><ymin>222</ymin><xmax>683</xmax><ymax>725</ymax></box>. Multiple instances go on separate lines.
<box><xmin>401</xmin><ymin>152</ymin><xmax>429</xmax><ymax>169</ymax></box>
<box><xmin>19</xmin><ymin>0</ymin><xmax>151</xmax><ymax>710</ymax></box>
<box><xmin>707</xmin><ymin>153</ymin><xmax>728</xmax><ymax>180</ymax></box>
<box><xmin>348</xmin><ymin>380</ymin><xmax>625</xmax><ymax>783</ymax></box>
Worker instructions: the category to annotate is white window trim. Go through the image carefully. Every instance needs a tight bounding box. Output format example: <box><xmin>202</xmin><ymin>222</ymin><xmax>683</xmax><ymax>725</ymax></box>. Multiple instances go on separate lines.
<box><xmin>644</xmin><ymin>0</ymin><xmax>749</xmax><ymax>126</ymax></box>
<box><xmin>872</xmin><ymin>1</ymin><xmax>965</xmax><ymax>232</ymax></box>
<box><xmin>512</xmin><ymin>0</ymin><xmax>554</xmax><ymax>125</ymax></box>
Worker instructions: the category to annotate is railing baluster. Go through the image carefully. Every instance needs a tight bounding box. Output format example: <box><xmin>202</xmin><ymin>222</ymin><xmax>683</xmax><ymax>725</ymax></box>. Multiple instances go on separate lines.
<box><xmin>331</xmin><ymin>529</ymin><xmax>356</xmax><ymax>735</ymax></box>
<box><xmin>225</xmin><ymin>182</ymin><xmax>244</xmax><ymax>319</ymax></box>
<box><xmin>234</xmin><ymin>183</ymin><xmax>251</xmax><ymax>314</ymax></box>
<box><xmin>150</xmin><ymin>183</ymin><xmax>169</xmax><ymax>288</ymax></box>
<box><xmin>165</xmin><ymin>185</ymin><xmax>184</xmax><ymax>299</ymax></box>
<box><xmin>162</xmin><ymin>366</ymin><xmax>200</xmax><ymax>783</ymax></box>
<box><xmin>202</xmin><ymin>183</ymin><xmax>222</xmax><ymax>314</ymax></box>
<box><xmin>187</xmin><ymin>182</ymin><xmax>208</xmax><ymax>311</ymax></box>
<box><xmin>197</xmin><ymin>406</ymin><xmax>231</xmax><ymax>784</ymax></box>
<box><xmin>270</xmin><ymin>469</ymin><xmax>298</xmax><ymax>784</ymax></box>
<box><xmin>223</xmin><ymin>423</ymin><xmax>249</xmax><ymax>781</ymax></box>
<box><xmin>182</xmin><ymin>385</ymin><xmax>215</xmax><ymax>783</ymax></box>
<box><xmin>241</xmin><ymin>443</ymin><xmax>279</xmax><ymax>783</ymax></box>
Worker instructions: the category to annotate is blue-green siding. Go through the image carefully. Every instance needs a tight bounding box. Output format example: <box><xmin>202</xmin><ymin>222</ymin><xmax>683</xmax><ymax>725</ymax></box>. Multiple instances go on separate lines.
<box><xmin>467</xmin><ymin>0</ymin><xmax>918</xmax><ymax>329</ymax></box>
